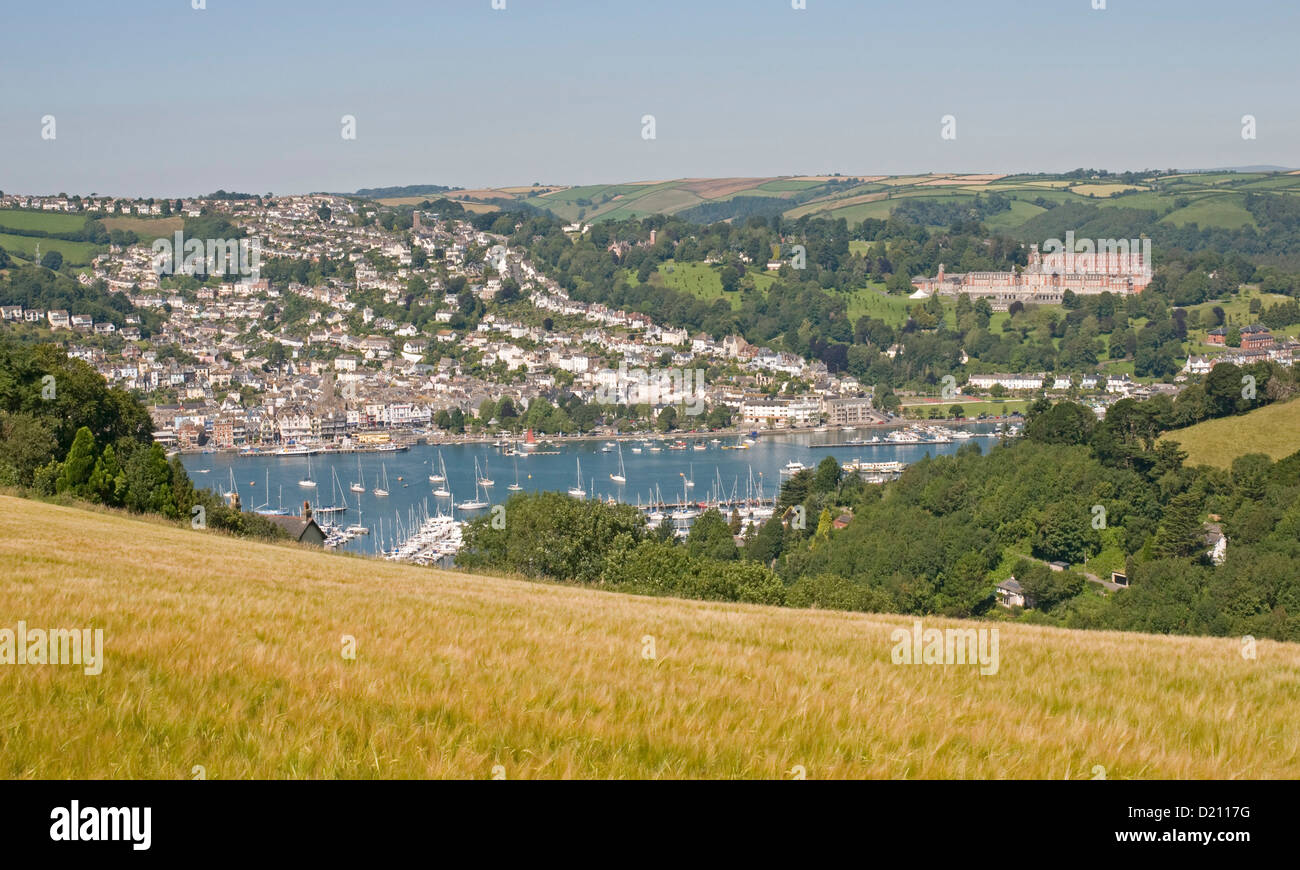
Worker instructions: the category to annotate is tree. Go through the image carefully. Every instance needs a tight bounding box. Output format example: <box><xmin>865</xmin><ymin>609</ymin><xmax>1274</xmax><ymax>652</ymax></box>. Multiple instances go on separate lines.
<box><xmin>41</xmin><ymin>250</ymin><xmax>64</xmax><ymax>271</ymax></box>
<box><xmin>809</xmin><ymin>457</ymin><xmax>840</xmax><ymax>495</ymax></box>
<box><xmin>745</xmin><ymin>514</ymin><xmax>786</xmax><ymax>565</ymax></box>
<box><xmin>1024</xmin><ymin>401</ymin><xmax>1096</xmax><ymax>446</ymax></box>
<box><xmin>0</xmin><ymin>413</ymin><xmax>57</xmax><ymax>487</ymax></box>
<box><xmin>1014</xmin><ymin>559</ymin><xmax>1084</xmax><ymax>613</ymax></box>
<box><xmin>686</xmin><ymin>509</ymin><xmax>737</xmax><ymax>561</ymax></box>
<box><xmin>87</xmin><ymin>443</ymin><xmax>126</xmax><ymax>506</ymax></box>
<box><xmin>1153</xmin><ymin>492</ymin><xmax>1202</xmax><ymax>559</ymax></box>
<box><xmin>55</xmin><ymin>427</ymin><xmax>96</xmax><ymax>497</ymax></box>
<box><xmin>813</xmin><ymin>507</ymin><xmax>834</xmax><ymax>544</ymax></box>
<box><xmin>1032</xmin><ymin>500</ymin><xmax>1100</xmax><ymax>565</ymax></box>
<box><xmin>123</xmin><ymin>444</ymin><xmax>178</xmax><ymax>517</ymax></box>
<box><xmin>720</xmin><ymin>265</ymin><xmax>740</xmax><ymax>293</ymax></box>
<box><xmin>1204</xmin><ymin>363</ymin><xmax>1245</xmax><ymax>417</ymax></box>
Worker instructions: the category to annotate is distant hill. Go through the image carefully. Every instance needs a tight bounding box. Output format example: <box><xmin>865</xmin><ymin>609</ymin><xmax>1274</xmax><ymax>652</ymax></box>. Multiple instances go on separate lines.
<box><xmin>358</xmin><ymin>171</ymin><xmax>1300</xmax><ymax>234</ymax></box>
<box><xmin>2</xmin><ymin>493</ymin><xmax>1298</xmax><ymax>778</ymax></box>
<box><xmin>351</xmin><ymin>184</ymin><xmax>460</xmax><ymax>198</ymax></box>
<box><xmin>1183</xmin><ymin>165</ymin><xmax>1296</xmax><ymax>173</ymax></box>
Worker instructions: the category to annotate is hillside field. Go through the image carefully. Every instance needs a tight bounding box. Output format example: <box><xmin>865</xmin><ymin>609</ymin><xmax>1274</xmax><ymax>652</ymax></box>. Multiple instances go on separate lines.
<box><xmin>1160</xmin><ymin>399</ymin><xmax>1300</xmax><ymax>468</ymax></box>
<box><xmin>2</xmin><ymin>495</ymin><xmax>1297</xmax><ymax>779</ymax></box>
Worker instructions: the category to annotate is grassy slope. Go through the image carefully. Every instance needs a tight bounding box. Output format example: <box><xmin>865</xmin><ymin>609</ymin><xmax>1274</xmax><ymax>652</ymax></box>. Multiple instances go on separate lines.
<box><xmin>1160</xmin><ymin>399</ymin><xmax>1300</xmax><ymax>468</ymax></box>
<box><xmin>0</xmin><ymin>232</ymin><xmax>102</xmax><ymax>265</ymax></box>
<box><xmin>2</xmin><ymin>494</ymin><xmax>1297</xmax><ymax>779</ymax></box>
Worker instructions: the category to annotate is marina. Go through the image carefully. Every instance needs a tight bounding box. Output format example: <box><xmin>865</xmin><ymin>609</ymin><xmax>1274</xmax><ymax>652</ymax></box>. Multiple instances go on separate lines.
<box><xmin>183</xmin><ymin>423</ymin><xmax>1013</xmax><ymax>564</ymax></box>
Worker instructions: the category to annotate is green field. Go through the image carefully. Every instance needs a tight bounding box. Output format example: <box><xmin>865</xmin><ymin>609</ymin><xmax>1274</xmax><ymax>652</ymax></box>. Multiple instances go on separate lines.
<box><xmin>0</xmin><ymin>208</ymin><xmax>88</xmax><ymax>233</ymax></box>
<box><xmin>1159</xmin><ymin>195</ymin><xmax>1257</xmax><ymax>229</ymax></box>
<box><xmin>0</xmin><ymin>232</ymin><xmax>102</xmax><ymax>265</ymax></box>
<box><xmin>844</xmin><ymin>286</ymin><xmax>912</xmax><ymax>323</ymax></box>
<box><xmin>1159</xmin><ymin>399</ymin><xmax>1300</xmax><ymax>468</ymax></box>
<box><xmin>4</xmin><ymin>493</ymin><xmax>1298</xmax><ymax>778</ymax></box>
<box><xmin>634</xmin><ymin>260</ymin><xmax>778</xmax><ymax>307</ymax></box>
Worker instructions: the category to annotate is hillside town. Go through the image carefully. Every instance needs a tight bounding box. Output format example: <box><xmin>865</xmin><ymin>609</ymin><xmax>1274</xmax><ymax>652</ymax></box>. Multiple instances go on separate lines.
<box><xmin>0</xmin><ymin>194</ymin><xmax>881</xmax><ymax>450</ymax></box>
<box><xmin>3</xmin><ymin>193</ymin><xmax>1296</xmax><ymax>451</ymax></box>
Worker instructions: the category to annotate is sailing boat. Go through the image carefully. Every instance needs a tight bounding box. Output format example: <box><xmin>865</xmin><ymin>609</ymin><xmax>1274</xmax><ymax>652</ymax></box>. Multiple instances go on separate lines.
<box><xmin>298</xmin><ymin>455</ymin><xmax>317</xmax><ymax>488</ymax></box>
<box><xmin>567</xmin><ymin>458</ymin><xmax>586</xmax><ymax>499</ymax></box>
<box><xmin>350</xmin><ymin>456</ymin><xmax>365</xmax><ymax>493</ymax></box>
<box><xmin>456</xmin><ymin>459</ymin><xmax>490</xmax><ymax>510</ymax></box>
<box><xmin>372</xmin><ymin>462</ymin><xmax>390</xmax><ymax>497</ymax></box>
<box><xmin>683</xmin><ymin>462</ymin><xmax>695</xmax><ymax>489</ymax></box>
<box><xmin>316</xmin><ymin>468</ymin><xmax>349</xmax><ymax>518</ymax></box>
<box><xmin>432</xmin><ymin>453</ymin><xmax>451</xmax><ymax>498</ymax></box>
<box><xmin>609</xmin><ymin>442</ymin><xmax>626</xmax><ymax>484</ymax></box>
<box><xmin>346</xmin><ymin>494</ymin><xmax>369</xmax><ymax>535</ymax></box>
<box><xmin>508</xmin><ymin>458</ymin><xmax>523</xmax><ymax>492</ymax></box>
<box><xmin>255</xmin><ymin>469</ymin><xmax>287</xmax><ymax>515</ymax></box>
<box><xmin>477</xmin><ymin>457</ymin><xmax>494</xmax><ymax>487</ymax></box>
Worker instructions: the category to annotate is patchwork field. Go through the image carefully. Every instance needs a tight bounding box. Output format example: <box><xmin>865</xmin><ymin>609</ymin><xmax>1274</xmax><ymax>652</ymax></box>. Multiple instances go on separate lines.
<box><xmin>406</xmin><ymin>170</ymin><xmax>1300</xmax><ymax>231</ymax></box>
<box><xmin>2</xmin><ymin>494</ymin><xmax>1297</xmax><ymax>779</ymax></box>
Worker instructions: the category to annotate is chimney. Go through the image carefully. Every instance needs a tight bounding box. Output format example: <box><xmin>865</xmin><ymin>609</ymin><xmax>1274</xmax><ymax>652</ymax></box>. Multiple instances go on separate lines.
<box><xmin>302</xmin><ymin>500</ymin><xmax>312</xmax><ymax>520</ymax></box>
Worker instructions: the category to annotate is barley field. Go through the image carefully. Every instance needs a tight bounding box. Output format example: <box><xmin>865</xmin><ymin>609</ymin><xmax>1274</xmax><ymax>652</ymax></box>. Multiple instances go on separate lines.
<box><xmin>1</xmin><ymin>494</ymin><xmax>1296</xmax><ymax>779</ymax></box>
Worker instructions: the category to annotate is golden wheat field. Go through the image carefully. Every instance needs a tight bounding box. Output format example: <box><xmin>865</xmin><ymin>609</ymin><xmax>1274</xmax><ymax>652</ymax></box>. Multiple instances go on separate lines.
<box><xmin>1</xmin><ymin>494</ymin><xmax>1297</xmax><ymax>779</ymax></box>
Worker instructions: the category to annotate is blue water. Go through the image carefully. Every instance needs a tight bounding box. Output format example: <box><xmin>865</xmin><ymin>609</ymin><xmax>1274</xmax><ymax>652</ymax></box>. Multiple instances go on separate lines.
<box><xmin>180</xmin><ymin>426</ymin><xmax>1004</xmax><ymax>554</ymax></box>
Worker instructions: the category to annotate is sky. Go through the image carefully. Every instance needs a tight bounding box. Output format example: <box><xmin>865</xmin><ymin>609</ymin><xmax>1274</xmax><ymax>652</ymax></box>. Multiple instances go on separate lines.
<box><xmin>1</xmin><ymin>0</ymin><xmax>1296</xmax><ymax>197</ymax></box>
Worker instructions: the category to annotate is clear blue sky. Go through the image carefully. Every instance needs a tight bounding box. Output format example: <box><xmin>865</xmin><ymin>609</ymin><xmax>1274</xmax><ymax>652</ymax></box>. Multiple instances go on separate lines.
<box><xmin>1</xmin><ymin>0</ymin><xmax>1296</xmax><ymax>197</ymax></box>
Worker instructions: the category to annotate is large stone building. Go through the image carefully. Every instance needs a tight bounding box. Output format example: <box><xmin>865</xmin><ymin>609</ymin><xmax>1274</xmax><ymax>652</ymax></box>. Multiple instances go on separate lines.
<box><xmin>911</xmin><ymin>239</ymin><xmax>1152</xmax><ymax>310</ymax></box>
